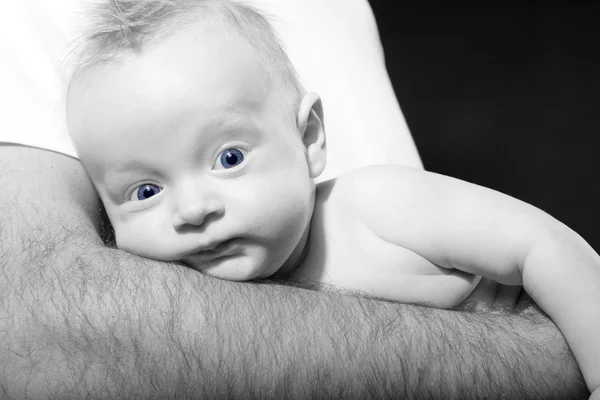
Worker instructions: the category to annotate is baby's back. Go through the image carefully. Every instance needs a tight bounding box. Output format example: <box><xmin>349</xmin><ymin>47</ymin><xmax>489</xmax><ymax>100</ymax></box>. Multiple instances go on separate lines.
<box><xmin>290</xmin><ymin>167</ymin><xmax>480</xmax><ymax>307</ymax></box>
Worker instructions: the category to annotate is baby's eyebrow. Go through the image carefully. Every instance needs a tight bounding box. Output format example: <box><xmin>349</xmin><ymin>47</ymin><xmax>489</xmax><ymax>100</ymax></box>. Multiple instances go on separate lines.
<box><xmin>102</xmin><ymin>161</ymin><xmax>155</xmax><ymax>203</ymax></box>
<box><xmin>102</xmin><ymin>160</ymin><xmax>161</xmax><ymax>194</ymax></box>
<box><xmin>213</xmin><ymin>108</ymin><xmax>258</xmax><ymax>130</ymax></box>
<box><xmin>104</xmin><ymin>159</ymin><xmax>150</xmax><ymax>178</ymax></box>
<box><xmin>213</xmin><ymin>118</ymin><xmax>264</xmax><ymax>141</ymax></box>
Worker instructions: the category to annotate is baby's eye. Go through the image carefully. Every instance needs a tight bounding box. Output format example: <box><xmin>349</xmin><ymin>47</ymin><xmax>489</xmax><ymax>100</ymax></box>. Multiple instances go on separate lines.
<box><xmin>219</xmin><ymin>148</ymin><xmax>245</xmax><ymax>169</ymax></box>
<box><xmin>135</xmin><ymin>184</ymin><xmax>162</xmax><ymax>201</ymax></box>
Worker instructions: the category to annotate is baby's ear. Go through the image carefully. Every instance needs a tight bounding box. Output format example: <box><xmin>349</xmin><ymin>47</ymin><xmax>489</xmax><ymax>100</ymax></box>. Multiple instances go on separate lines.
<box><xmin>297</xmin><ymin>92</ymin><xmax>326</xmax><ymax>178</ymax></box>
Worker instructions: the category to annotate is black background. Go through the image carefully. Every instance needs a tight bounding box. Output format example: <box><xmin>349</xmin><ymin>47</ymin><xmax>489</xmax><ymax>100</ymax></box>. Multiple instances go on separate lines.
<box><xmin>369</xmin><ymin>1</ymin><xmax>600</xmax><ymax>252</ymax></box>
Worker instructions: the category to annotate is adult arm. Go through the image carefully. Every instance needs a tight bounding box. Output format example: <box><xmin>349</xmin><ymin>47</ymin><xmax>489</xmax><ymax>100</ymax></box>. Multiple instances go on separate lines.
<box><xmin>0</xmin><ymin>146</ymin><xmax>587</xmax><ymax>399</ymax></box>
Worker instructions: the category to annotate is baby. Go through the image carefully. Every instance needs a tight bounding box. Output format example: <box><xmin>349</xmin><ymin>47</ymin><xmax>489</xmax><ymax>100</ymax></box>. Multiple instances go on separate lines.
<box><xmin>66</xmin><ymin>0</ymin><xmax>600</xmax><ymax>396</ymax></box>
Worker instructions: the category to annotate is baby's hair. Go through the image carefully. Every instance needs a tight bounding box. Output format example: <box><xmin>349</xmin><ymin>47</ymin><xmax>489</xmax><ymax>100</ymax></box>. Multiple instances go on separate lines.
<box><xmin>72</xmin><ymin>0</ymin><xmax>304</xmax><ymax>123</ymax></box>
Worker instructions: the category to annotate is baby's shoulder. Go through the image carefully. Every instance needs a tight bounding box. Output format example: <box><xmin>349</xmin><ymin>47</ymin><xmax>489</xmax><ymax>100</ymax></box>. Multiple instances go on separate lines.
<box><xmin>315</xmin><ymin>165</ymin><xmax>421</xmax><ymax>214</ymax></box>
<box><xmin>312</xmin><ymin>170</ymin><xmax>372</xmax><ymax>236</ymax></box>
<box><xmin>314</xmin><ymin>169</ymin><xmax>365</xmax><ymax>217</ymax></box>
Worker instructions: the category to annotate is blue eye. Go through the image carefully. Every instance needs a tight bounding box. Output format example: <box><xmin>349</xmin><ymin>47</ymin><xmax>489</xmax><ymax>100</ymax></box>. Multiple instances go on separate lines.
<box><xmin>136</xmin><ymin>184</ymin><xmax>161</xmax><ymax>201</ymax></box>
<box><xmin>220</xmin><ymin>148</ymin><xmax>244</xmax><ymax>169</ymax></box>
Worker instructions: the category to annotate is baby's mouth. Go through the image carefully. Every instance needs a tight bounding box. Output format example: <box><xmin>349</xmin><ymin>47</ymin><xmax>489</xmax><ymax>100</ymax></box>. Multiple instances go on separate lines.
<box><xmin>186</xmin><ymin>239</ymin><xmax>238</xmax><ymax>262</ymax></box>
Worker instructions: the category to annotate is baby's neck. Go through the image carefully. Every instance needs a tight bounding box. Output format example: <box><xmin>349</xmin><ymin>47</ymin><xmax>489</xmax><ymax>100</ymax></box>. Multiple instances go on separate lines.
<box><xmin>271</xmin><ymin>180</ymin><xmax>332</xmax><ymax>280</ymax></box>
<box><xmin>273</xmin><ymin>222</ymin><xmax>312</xmax><ymax>278</ymax></box>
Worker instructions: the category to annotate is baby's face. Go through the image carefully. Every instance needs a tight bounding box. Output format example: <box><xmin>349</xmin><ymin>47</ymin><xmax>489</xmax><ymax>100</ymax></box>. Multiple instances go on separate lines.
<box><xmin>67</xmin><ymin>31</ymin><xmax>319</xmax><ymax>280</ymax></box>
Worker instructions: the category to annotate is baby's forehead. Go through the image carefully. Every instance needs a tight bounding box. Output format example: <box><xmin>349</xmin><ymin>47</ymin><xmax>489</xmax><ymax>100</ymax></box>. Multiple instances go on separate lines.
<box><xmin>74</xmin><ymin>5</ymin><xmax>274</xmax><ymax>85</ymax></box>
<box><xmin>76</xmin><ymin>5</ymin><xmax>299</xmax><ymax>95</ymax></box>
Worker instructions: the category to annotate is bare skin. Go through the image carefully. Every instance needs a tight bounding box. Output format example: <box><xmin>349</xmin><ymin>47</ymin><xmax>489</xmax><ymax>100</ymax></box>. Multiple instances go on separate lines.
<box><xmin>295</xmin><ymin>166</ymin><xmax>600</xmax><ymax>395</ymax></box>
<box><xmin>0</xmin><ymin>144</ymin><xmax>588</xmax><ymax>399</ymax></box>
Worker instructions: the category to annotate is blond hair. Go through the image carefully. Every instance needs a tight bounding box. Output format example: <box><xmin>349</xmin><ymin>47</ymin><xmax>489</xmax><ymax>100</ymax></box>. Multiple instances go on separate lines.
<box><xmin>72</xmin><ymin>0</ymin><xmax>304</xmax><ymax>122</ymax></box>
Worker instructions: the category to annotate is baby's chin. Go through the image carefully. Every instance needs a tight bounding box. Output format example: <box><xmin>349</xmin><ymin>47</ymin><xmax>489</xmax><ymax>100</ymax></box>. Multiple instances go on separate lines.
<box><xmin>183</xmin><ymin>253</ymin><xmax>272</xmax><ymax>282</ymax></box>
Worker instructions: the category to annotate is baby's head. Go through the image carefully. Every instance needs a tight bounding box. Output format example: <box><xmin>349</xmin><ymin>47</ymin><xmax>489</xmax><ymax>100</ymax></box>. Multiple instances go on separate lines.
<box><xmin>66</xmin><ymin>0</ymin><xmax>326</xmax><ymax>280</ymax></box>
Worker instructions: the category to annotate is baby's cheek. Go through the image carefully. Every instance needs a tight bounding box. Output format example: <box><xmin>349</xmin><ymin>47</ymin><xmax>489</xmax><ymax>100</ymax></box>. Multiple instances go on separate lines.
<box><xmin>113</xmin><ymin>219</ymin><xmax>175</xmax><ymax>261</ymax></box>
<box><xmin>113</xmin><ymin>222</ymin><xmax>146</xmax><ymax>256</ymax></box>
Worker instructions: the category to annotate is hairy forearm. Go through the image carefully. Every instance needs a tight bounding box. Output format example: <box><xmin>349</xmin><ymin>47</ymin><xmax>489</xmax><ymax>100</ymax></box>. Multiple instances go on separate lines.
<box><xmin>1</xmin><ymin>241</ymin><xmax>587</xmax><ymax>400</ymax></box>
<box><xmin>0</xmin><ymin>147</ymin><xmax>588</xmax><ymax>399</ymax></box>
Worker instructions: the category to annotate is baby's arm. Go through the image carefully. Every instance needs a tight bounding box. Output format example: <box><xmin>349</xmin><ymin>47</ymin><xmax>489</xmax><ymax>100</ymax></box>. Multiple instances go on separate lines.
<box><xmin>349</xmin><ymin>165</ymin><xmax>600</xmax><ymax>394</ymax></box>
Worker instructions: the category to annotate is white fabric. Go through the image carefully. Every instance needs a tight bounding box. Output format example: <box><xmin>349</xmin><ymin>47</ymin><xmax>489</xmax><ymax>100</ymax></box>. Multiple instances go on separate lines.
<box><xmin>0</xmin><ymin>0</ymin><xmax>83</xmax><ymax>158</ymax></box>
<box><xmin>0</xmin><ymin>0</ymin><xmax>422</xmax><ymax>180</ymax></box>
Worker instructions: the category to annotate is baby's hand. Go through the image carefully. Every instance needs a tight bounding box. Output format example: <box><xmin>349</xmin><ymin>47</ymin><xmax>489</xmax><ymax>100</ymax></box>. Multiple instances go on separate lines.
<box><xmin>590</xmin><ymin>388</ymin><xmax>600</xmax><ymax>400</ymax></box>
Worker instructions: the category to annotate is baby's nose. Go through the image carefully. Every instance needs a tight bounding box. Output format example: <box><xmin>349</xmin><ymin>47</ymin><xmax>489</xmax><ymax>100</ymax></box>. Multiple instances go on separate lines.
<box><xmin>172</xmin><ymin>195</ymin><xmax>224</xmax><ymax>229</ymax></box>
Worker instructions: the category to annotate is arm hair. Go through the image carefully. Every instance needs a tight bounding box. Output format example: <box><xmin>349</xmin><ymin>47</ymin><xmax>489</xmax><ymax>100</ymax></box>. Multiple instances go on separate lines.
<box><xmin>0</xmin><ymin>146</ymin><xmax>588</xmax><ymax>399</ymax></box>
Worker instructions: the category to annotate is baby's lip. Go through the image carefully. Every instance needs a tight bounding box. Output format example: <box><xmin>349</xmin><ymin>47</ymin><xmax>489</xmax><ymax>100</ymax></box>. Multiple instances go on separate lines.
<box><xmin>186</xmin><ymin>239</ymin><xmax>238</xmax><ymax>260</ymax></box>
<box><xmin>192</xmin><ymin>241</ymin><xmax>227</xmax><ymax>253</ymax></box>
